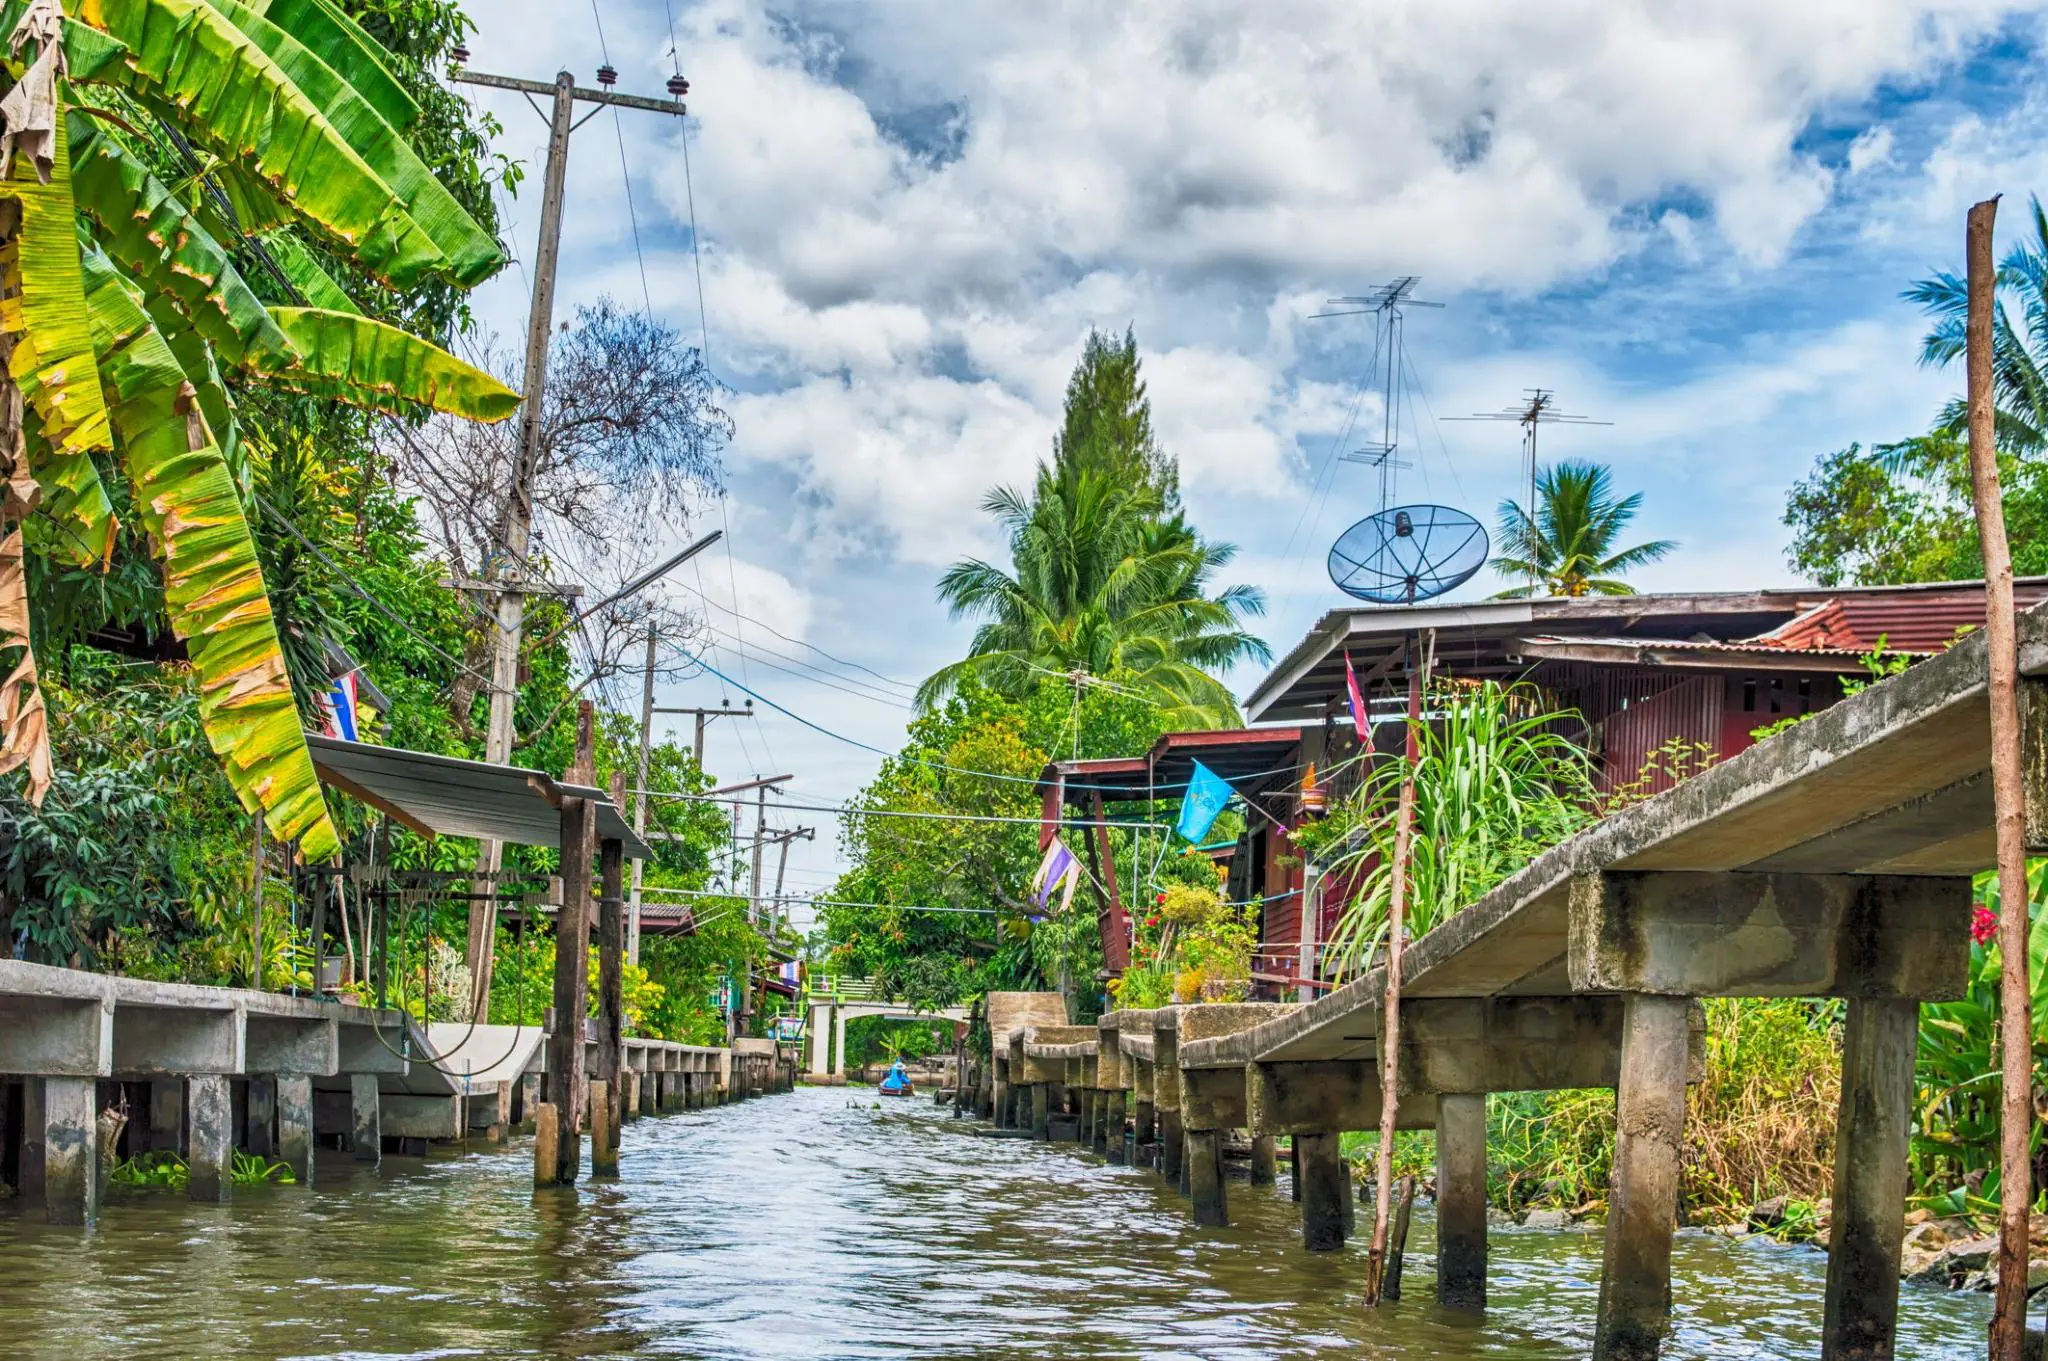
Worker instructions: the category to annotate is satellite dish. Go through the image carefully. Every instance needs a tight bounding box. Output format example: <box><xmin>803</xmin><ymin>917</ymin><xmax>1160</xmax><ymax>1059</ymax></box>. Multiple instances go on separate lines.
<box><xmin>1328</xmin><ymin>504</ymin><xmax>1490</xmax><ymax>604</ymax></box>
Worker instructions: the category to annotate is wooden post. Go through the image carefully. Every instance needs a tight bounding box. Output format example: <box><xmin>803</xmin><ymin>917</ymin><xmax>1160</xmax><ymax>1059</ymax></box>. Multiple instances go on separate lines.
<box><xmin>1822</xmin><ymin>997</ymin><xmax>1919</xmax><ymax>1359</ymax></box>
<box><xmin>1089</xmin><ymin>791</ymin><xmax>1130</xmax><ymax>972</ymax></box>
<box><xmin>1366</xmin><ymin>635</ymin><xmax>1428</xmax><ymax>1306</ymax></box>
<box><xmin>1964</xmin><ymin>194</ymin><xmax>2035</xmax><ymax>1361</ymax></box>
<box><xmin>594</xmin><ymin>778</ymin><xmax>626</xmax><ymax>1179</ymax></box>
<box><xmin>533</xmin><ymin>1102</ymin><xmax>560</xmax><ymax>1187</ymax></box>
<box><xmin>589</xmin><ymin>1080</ymin><xmax>615</xmax><ymax>1179</ymax></box>
<box><xmin>1385</xmin><ymin>1175</ymin><xmax>1417</xmax><ymax>1301</ymax></box>
<box><xmin>1593</xmin><ymin>994</ymin><xmax>1691</xmax><ymax>1361</ymax></box>
<box><xmin>545</xmin><ymin>704</ymin><xmax>598</xmax><ymax>1186</ymax></box>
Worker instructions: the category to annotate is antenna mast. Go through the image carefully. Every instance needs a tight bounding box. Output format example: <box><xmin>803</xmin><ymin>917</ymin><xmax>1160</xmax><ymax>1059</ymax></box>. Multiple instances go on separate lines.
<box><xmin>1315</xmin><ymin>278</ymin><xmax>1442</xmax><ymax>512</ymax></box>
<box><xmin>1448</xmin><ymin>389</ymin><xmax>1610</xmax><ymax>592</ymax></box>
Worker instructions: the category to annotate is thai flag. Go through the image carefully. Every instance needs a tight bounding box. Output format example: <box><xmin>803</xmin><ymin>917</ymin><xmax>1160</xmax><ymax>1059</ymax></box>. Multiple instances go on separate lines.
<box><xmin>1345</xmin><ymin>650</ymin><xmax>1370</xmax><ymax>745</ymax></box>
<box><xmin>322</xmin><ymin>670</ymin><xmax>361</xmax><ymax>741</ymax></box>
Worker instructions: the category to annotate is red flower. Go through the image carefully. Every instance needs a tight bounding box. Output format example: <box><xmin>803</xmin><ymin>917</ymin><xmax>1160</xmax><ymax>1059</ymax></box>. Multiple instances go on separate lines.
<box><xmin>1972</xmin><ymin>904</ymin><xmax>1999</xmax><ymax>946</ymax></box>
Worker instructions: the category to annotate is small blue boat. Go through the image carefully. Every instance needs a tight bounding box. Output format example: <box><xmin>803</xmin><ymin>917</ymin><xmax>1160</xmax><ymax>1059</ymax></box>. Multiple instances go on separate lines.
<box><xmin>879</xmin><ymin>1061</ymin><xmax>913</xmax><ymax>1097</ymax></box>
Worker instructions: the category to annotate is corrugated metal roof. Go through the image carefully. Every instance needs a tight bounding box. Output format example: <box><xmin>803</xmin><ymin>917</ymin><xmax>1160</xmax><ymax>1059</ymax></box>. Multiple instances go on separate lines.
<box><xmin>306</xmin><ymin>734</ymin><xmax>653</xmax><ymax>859</ymax></box>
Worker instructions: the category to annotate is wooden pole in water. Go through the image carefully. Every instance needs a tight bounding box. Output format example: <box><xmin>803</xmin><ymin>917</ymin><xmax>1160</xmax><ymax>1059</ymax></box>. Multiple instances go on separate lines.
<box><xmin>1968</xmin><ymin>194</ymin><xmax>2036</xmax><ymax>1361</ymax></box>
<box><xmin>1365</xmin><ymin>633</ymin><xmax>1428</xmax><ymax>1306</ymax></box>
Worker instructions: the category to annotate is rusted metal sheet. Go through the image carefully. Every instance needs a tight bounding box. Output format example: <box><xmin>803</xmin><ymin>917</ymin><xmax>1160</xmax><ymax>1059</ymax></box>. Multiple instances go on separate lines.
<box><xmin>1598</xmin><ymin>673</ymin><xmax>1726</xmax><ymax>796</ymax></box>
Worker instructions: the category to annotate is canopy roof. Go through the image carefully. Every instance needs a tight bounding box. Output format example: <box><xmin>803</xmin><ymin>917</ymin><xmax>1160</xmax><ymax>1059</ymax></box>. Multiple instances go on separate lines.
<box><xmin>1041</xmin><ymin>726</ymin><xmax>1305</xmax><ymax>807</ymax></box>
<box><xmin>306</xmin><ymin>734</ymin><xmax>654</xmax><ymax>860</ymax></box>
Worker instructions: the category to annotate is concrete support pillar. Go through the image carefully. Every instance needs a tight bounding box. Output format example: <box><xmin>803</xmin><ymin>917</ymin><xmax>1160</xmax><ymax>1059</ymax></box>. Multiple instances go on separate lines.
<box><xmin>18</xmin><ymin>1079</ymin><xmax>45</xmax><ymax>1205</ymax></box>
<box><xmin>518</xmin><ymin>1072</ymin><xmax>540</xmax><ymax>1127</ymax></box>
<box><xmin>276</xmin><ymin>1075</ymin><xmax>313</xmax><ymax>1188</ymax></box>
<box><xmin>1092</xmin><ymin>1091</ymin><xmax>1110</xmax><ymax>1155</ymax></box>
<box><xmin>41</xmin><ymin>1077</ymin><xmax>97</xmax><ymax>1227</ymax></box>
<box><xmin>1249</xmin><ymin>1133</ymin><xmax>1277</xmax><ymax>1186</ymax></box>
<box><xmin>350</xmin><ymin>1073</ymin><xmax>381</xmax><ymax>1167</ymax></box>
<box><xmin>622</xmin><ymin>1069</ymin><xmax>640</xmax><ymax>1124</ymax></box>
<box><xmin>1297</xmin><ymin>1131</ymin><xmax>1346</xmax><ymax>1250</ymax></box>
<box><xmin>147</xmin><ymin>1079</ymin><xmax>184</xmax><ymax>1157</ymax></box>
<box><xmin>1159</xmin><ymin>1107</ymin><xmax>1183</xmax><ymax>1189</ymax></box>
<box><xmin>1105</xmin><ymin>1090</ymin><xmax>1127</xmax><ymax>1164</ymax></box>
<box><xmin>1134</xmin><ymin>1098</ymin><xmax>1156</xmax><ymax>1149</ymax></box>
<box><xmin>1031</xmin><ymin>1082</ymin><xmax>1050</xmax><ymax>1139</ymax></box>
<box><xmin>1437</xmin><ymin>1092</ymin><xmax>1489</xmax><ymax>1310</ymax></box>
<box><xmin>1187</xmin><ymin>1128</ymin><xmax>1227</xmax><ymax>1227</ymax></box>
<box><xmin>245</xmin><ymin>1076</ymin><xmax>276</xmax><ymax>1157</ymax></box>
<box><xmin>1821</xmin><ymin>997</ymin><xmax>1919</xmax><ymax>1361</ymax></box>
<box><xmin>1290</xmin><ymin>1135</ymin><xmax>1303</xmax><ymax>1203</ymax></box>
<box><xmin>1077</xmin><ymin>1089</ymin><xmax>1093</xmax><ymax>1146</ymax></box>
<box><xmin>638</xmin><ymin>1069</ymin><xmax>656</xmax><ymax>1117</ymax></box>
<box><xmin>833</xmin><ymin>1009</ymin><xmax>848</xmax><ymax>1078</ymax></box>
<box><xmin>993</xmin><ymin>1069</ymin><xmax>1011</xmax><ymax>1129</ymax></box>
<box><xmin>1593</xmin><ymin>995</ymin><xmax>1690</xmax><ymax>1361</ymax></box>
<box><xmin>590</xmin><ymin>1079</ymin><xmax>617</xmax><ymax>1179</ymax></box>
<box><xmin>187</xmin><ymin>1074</ymin><xmax>231</xmax><ymax>1204</ymax></box>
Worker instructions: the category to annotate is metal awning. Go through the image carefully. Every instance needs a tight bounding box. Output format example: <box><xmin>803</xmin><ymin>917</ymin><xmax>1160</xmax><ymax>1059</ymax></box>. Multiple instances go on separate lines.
<box><xmin>306</xmin><ymin>734</ymin><xmax>655</xmax><ymax>860</ymax></box>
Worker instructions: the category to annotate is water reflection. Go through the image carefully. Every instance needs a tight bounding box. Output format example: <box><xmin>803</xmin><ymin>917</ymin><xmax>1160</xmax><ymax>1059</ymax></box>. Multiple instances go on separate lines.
<box><xmin>0</xmin><ymin>1087</ymin><xmax>1994</xmax><ymax>1358</ymax></box>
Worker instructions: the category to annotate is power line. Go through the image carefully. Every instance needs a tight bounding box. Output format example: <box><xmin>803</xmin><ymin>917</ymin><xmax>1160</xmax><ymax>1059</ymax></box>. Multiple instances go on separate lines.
<box><xmin>637</xmin><ymin>789</ymin><xmax>1171</xmax><ymax>829</ymax></box>
<box><xmin>672</xmin><ymin>579</ymin><xmax>915</xmax><ymax>692</ymax></box>
<box><xmin>640</xmin><ymin>885</ymin><xmax>1002</xmax><ymax>916</ymax></box>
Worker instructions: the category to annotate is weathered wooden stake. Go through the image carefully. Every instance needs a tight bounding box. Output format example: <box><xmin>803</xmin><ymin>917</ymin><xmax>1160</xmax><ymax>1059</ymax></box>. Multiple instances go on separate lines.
<box><xmin>1964</xmin><ymin>193</ymin><xmax>2036</xmax><ymax>1361</ymax></box>
<box><xmin>545</xmin><ymin>703</ymin><xmax>598</xmax><ymax>1187</ymax></box>
<box><xmin>1384</xmin><ymin>1174</ymin><xmax>1417</xmax><ymax>1302</ymax></box>
<box><xmin>1365</xmin><ymin>634</ymin><xmax>1428</xmax><ymax>1307</ymax></box>
<box><xmin>533</xmin><ymin>1102</ymin><xmax>560</xmax><ymax>1186</ymax></box>
<box><xmin>589</xmin><ymin>1079</ymin><xmax>616</xmax><ymax>1179</ymax></box>
<box><xmin>594</xmin><ymin>773</ymin><xmax>627</xmax><ymax>1177</ymax></box>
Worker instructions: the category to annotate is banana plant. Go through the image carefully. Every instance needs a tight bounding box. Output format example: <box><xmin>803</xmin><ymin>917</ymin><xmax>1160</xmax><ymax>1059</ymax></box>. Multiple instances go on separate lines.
<box><xmin>0</xmin><ymin>0</ymin><xmax>517</xmax><ymax>862</ymax></box>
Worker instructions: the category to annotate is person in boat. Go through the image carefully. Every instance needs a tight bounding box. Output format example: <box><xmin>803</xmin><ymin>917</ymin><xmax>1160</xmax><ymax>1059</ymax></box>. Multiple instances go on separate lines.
<box><xmin>880</xmin><ymin>1060</ymin><xmax>913</xmax><ymax>1095</ymax></box>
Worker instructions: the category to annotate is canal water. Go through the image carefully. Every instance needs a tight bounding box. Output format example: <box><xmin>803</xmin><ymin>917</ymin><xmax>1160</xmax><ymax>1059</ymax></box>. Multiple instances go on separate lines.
<box><xmin>0</xmin><ymin>1085</ymin><xmax>1994</xmax><ymax>1358</ymax></box>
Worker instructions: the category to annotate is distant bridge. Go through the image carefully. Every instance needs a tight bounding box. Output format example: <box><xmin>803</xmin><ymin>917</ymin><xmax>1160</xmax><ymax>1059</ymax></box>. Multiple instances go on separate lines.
<box><xmin>801</xmin><ymin>976</ymin><xmax>970</xmax><ymax>1077</ymax></box>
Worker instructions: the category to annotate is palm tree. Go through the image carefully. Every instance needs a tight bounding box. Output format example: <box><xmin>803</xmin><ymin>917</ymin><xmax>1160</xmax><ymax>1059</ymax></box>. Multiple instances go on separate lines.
<box><xmin>0</xmin><ymin>0</ymin><xmax>515</xmax><ymax>860</ymax></box>
<box><xmin>1490</xmin><ymin>460</ymin><xmax>1675</xmax><ymax>598</ymax></box>
<box><xmin>916</xmin><ymin>469</ymin><xmax>1268</xmax><ymax>728</ymax></box>
<box><xmin>1901</xmin><ymin>195</ymin><xmax>2048</xmax><ymax>457</ymax></box>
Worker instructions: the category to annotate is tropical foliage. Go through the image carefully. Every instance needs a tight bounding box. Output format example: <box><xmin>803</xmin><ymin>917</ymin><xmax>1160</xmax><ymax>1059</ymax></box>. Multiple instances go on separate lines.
<box><xmin>1111</xmin><ymin>876</ymin><xmax>1257</xmax><ymax>1009</ymax></box>
<box><xmin>0</xmin><ymin>0</ymin><xmax>517</xmax><ymax>865</ymax></box>
<box><xmin>1316</xmin><ymin>679</ymin><xmax>1596</xmax><ymax>980</ymax></box>
<box><xmin>1490</xmin><ymin>459</ymin><xmax>1675</xmax><ymax>598</ymax></box>
<box><xmin>918</xmin><ymin>328</ymin><xmax>1267</xmax><ymax>729</ymax></box>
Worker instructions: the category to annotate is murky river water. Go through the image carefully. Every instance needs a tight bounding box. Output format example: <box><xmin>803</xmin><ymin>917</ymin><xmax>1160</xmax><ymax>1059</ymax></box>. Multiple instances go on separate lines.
<box><xmin>0</xmin><ymin>1085</ymin><xmax>1995</xmax><ymax>1358</ymax></box>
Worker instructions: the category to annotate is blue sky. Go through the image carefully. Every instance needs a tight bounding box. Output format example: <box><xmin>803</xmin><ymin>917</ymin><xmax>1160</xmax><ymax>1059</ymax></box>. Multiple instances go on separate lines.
<box><xmin>452</xmin><ymin>0</ymin><xmax>2048</xmax><ymax>910</ymax></box>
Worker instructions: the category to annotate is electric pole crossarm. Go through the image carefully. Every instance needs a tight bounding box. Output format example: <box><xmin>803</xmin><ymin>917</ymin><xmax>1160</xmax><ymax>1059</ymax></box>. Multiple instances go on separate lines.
<box><xmin>453</xmin><ymin>68</ymin><xmax>689</xmax><ymax>118</ymax></box>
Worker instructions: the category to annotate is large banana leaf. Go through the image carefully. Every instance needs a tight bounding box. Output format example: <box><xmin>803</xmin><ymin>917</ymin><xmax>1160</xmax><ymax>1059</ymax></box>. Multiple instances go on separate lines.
<box><xmin>144</xmin><ymin>290</ymin><xmax>243</xmax><ymax>487</ymax></box>
<box><xmin>0</xmin><ymin>101</ymin><xmax>115</xmax><ymax>564</ymax></box>
<box><xmin>79</xmin><ymin>238</ymin><xmax>339</xmax><ymax>858</ymax></box>
<box><xmin>259</xmin><ymin>228</ymin><xmax>358</xmax><ymax>312</ymax></box>
<box><xmin>209</xmin><ymin>0</ymin><xmax>500</xmax><ymax>285</ymax></box>
<box><xmin>67</xmin><ymin>113</ymin><xmax>295</xmax><ymax>369</ymax></box>
<box><xmin>263</xmin><ymin>306</ymin><xmax>518</xmax><ymax>421</ymax></box>
<box><xmin>0</xmin><ymin>3</ymin><xmax>130</xmax><ymax>83</ymax></box>
<box><xmin>238</xmin><ymin>0</ymin><xmax>416</xmax><ymax>135</ymax></box>
<box><xmin>20</xmin><ymin>411</ymin><xmax>117</xmax><ymax>566</ymax></box>
<box><xmin>71</xmin><ymin>0</ymin><xmax>448</xmax><ymax>288</ymax></box>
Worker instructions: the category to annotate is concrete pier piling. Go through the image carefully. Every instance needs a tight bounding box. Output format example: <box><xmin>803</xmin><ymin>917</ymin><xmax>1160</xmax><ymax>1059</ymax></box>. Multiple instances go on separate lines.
<box><xmin>1030</xmin><ymin>1083</ymin><xmax>1050</xmax><ymax>1139</ymax></box>
<box><xmin>277</xmin><ymin>1075</ymin><xmax>314</xmax><ymax>1187</ymax></box>
<box><xmin>147</xmin><ymin>1078</ymin><xmax>183</xmax><ymax>1157</ymax></box>
<box><xmin>350</xmin><ymin>1072</ymin><xmax>381</xmax><ymax>1167</ymax></box>
<box><xmin>246</xmin><ymin>1076</ymin><xmax>276</xmax><ymax>1157</ymax></box>
<box><xmin>1437</xmin><ymin>1092</ymin><xmax>1489</xmax><ymax>1310</ymax></box>
<box><xmin>1186</xmin><ymin>1128</ymin><xmax>1228</xmax><ymax>1227</ymax></box>
<box><xmin>187</xmin><ymin>1074</ymin><xmax>232</xmax><ymax>1204</ymax></box>
<box><xmin>1820</xmin><ymin>997</ymin><xmax>1919</xmax><ymax>1361</ymax></box>
<box><xmin>1593</xmin><ymin>995</ymin><xmax>1691</xmax><ymax>1361</ymax></box>
<box><xmin>590</xmin><ymin>1079</ymin><xmax>617</xmax><ymax>1178</ymax></box>
<box><xmin>533</xmin><ymin>1102</ymin><xmax>560</xmax><ymax>1186</ymax></box>
<box><xmin>1248</xmin><ymin>1133</ymin><xmax>1276</xmax><ymax>1186</ymax></box>
<box><xmin>1104</xmin><ymin>1090</ymin><xmax>1126</xmax><ymax>1164</ymax></box>
<box><xmin>1296</xmin><ymin>1131</ymin><xmax>1346</xmax><ymax>1250</ymax></box>
<box><xmin>41</xmin><ymin>1076</ymin><xmax>97</xmax><ymax>1226</ymax></box>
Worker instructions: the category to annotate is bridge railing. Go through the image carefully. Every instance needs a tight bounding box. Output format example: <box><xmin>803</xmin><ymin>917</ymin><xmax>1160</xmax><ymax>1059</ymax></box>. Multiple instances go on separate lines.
<box><xmin>803</xmin><ymin>974</ymin><xmax>884</xmax><ymax>1005</ymax></box>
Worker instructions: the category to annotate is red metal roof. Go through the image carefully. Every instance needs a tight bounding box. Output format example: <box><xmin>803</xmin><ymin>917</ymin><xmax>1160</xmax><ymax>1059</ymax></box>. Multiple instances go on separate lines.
<box><xmin>1759</xmin><ymin>586</ymin><xmax>2048</xmax><ymax>654</ymax></box>
<box><xmin>1041</xmin><ymin>726</ymin><xmax>1305</xmax><ymax>805</ymax></box>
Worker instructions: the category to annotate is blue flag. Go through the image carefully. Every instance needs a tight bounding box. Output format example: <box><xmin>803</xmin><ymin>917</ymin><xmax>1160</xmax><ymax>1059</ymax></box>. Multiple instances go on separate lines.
<box><xmin>1176</xmin><ymin>760</ymin><xmax>1234</xmax><ymax>843</ymax></box>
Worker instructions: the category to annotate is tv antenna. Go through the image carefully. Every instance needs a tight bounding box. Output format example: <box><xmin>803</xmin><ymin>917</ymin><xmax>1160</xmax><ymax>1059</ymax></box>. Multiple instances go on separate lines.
<box><xmin>1315</xmin><ymin>277</ymin><xmax>1442</xmax><ymax>512</ymax></box>
<box><xmin>1448</xmin><ymin>389</ymin><xmax>1611</xmax><ymax>591</ymax></box>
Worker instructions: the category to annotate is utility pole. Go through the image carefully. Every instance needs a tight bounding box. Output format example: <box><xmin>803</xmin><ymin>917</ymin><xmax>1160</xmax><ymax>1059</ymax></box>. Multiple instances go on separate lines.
<box><xmin>654</xmin><ymin>700</ymin><xmax>753</xmax><ymax>770</ymax></box>
<box><xmin>629</xmin><ymin>624</ymin><xmax>656</xmax><ymax>965</ymax></box>
<box><xmin>450</xmin><ymin>60</ymin><xmax>690</xmax><ymax>1017</ymax></box>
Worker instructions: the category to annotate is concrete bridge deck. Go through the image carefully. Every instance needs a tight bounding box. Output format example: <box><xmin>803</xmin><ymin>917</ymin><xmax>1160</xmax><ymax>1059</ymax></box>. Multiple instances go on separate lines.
<box><xmin>970</xmin><ymin>599</ymin><xmax>2048</xmax><ymax>1360</ymax></box>
<box><xmin>2</xmin><ymin>960</ymin><xmax>794</xmax><ymax>1228</ymax></box>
